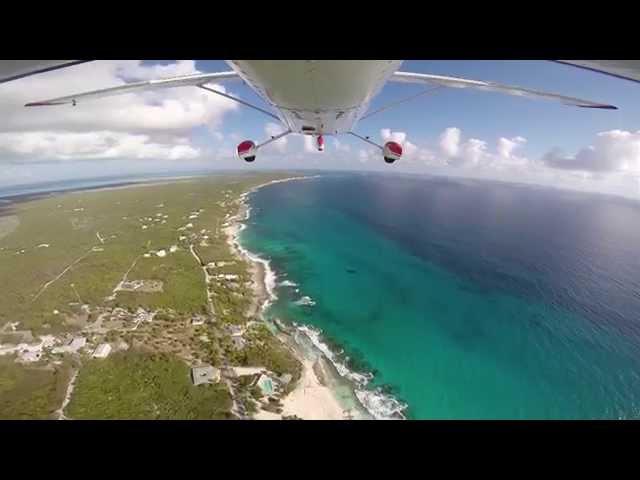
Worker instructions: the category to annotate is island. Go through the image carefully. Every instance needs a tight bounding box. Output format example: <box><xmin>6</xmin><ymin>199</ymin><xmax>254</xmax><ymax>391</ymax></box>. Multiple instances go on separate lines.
<box><xmin>0</xmin><ymin>172</ymin><xmax>366</xmax><ymax>420</ymax></box>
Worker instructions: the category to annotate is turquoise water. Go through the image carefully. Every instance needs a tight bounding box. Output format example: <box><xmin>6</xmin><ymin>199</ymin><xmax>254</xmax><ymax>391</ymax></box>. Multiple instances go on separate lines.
<box><xmin>240</xmin><ymin>174</ymin><xmax>640</xmax><ymax>419</ymax></box>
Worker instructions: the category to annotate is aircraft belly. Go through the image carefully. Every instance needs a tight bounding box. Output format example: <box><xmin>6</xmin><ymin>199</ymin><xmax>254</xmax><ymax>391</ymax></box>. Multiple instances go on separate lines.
<box><xmin>226</xmin><ymin>60</ymin><xmax>402</xmax><ymax>134</ymax></box>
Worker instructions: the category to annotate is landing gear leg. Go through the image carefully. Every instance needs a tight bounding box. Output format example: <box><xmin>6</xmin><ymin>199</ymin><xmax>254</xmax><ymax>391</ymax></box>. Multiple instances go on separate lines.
<box><xmin>236</xmin><ymin>129</ymin><xmax>292</xmax><ymax>163</ymax></box>
<box><xmin>348</xmin><ymin>132</ymin><xmax>403</xmax><ymax>164</ymax></box>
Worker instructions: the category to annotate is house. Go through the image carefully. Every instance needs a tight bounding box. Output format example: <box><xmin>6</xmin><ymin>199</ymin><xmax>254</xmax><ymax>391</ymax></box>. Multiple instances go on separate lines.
<box><xmin>227</xmin><ymin>324</ymin><xmax>244</xmax><ymax>336</ymax></box>
<box><xmin>92</xmin><ymin>343</ymin><xmax>112</xmax><ymax>359</ymax></box>
<box><xmin>52</xmin><ymin>336</ymin><xmax>86</xmax><ymax>354</ymax></box>
<box><xmin>256</xmin><ymin>374</ymin><xmax>275</xmax><ymax>396</ymax></box>
<box><xmin>217</xmin><ymin>274</ymin><xmax>239</xmax><ymax>281</ymax></box>
<box><xmin>68</xmin><ymin>337</ymin><xmax>86</xmax><ymax>352</ymax></box>
<box><xmin>191</xmin><ymin>365</ymin><xmax>220</xmax><ymax>386</ymax></box>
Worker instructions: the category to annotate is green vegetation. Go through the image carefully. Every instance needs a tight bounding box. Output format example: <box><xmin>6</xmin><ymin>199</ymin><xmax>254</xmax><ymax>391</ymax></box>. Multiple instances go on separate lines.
<box><xmin>0</xmin><ymin>357</ymin><xmax>72</xmax><ymax>419</ymax></box>
<box><xmin>67</xmin><ymin>350</ymin><xmax>233</xmax><ymax>419</ymax></box>
<box><xmin>0</xmin><ymin>173</ymin><xmax>287</xmax><ymax>334</ymax></box>
<box><xmin>0</xmin><ymin>172</ymin><xmax>304</xmax><ymax>419</ymax></box>
<box><xmin>241</xmin><ymin>324</ymin><xmax>302</xmax><ymax>382</ymax></box>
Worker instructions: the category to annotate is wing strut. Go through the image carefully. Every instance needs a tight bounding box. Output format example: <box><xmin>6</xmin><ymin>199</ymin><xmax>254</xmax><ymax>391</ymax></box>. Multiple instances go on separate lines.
<box><xmin>348</xmin><ymin>131</ymin><xmax>383</xmax><ymax>151</ymax></box>
<box><xmin>256</xmin><ymin>129</ymin><xmax>292</xmax><ymax>149</ymax></box>
<box><xmin>360</xmin><ymin>86</ymin><xmax>443</xmax><ymax>120</ymax></box>
<box><xmin>197</xmin><ymin>85</ymin><xmax>281</xmax><ymax>122</ymax></box>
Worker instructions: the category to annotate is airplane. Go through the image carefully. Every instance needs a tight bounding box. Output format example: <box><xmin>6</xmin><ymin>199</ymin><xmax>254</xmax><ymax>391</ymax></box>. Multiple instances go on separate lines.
<box><xmin>13</xmin><ymin>60</ymin><xmax>626</xmax><ymax>164</ymax></box>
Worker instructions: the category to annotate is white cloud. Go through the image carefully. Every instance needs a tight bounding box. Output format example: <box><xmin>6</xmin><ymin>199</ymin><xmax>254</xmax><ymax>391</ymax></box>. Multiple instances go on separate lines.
<box><xmin>458</xmin><ymin>138</ymin><xmax>487</xmax><ymax>166</ymax></box>
<box><xmin>490</xmin><ymin>136</ymin><xmax>529</xmax><ymax>169</ymax></box>
<box><xmin>0</xmin><ymin>60</ymin><xmax>238</xmax><ymax>162</ymax></box>
<box><xmin>434</xmin><ymin>128</ymin><xmax>529</xmax><ymax>170</ymax></box>
<box><xmin>438</xmin><ymin>127</ymin><xmax>489</xmax><ymax>167</ymax></box>
<box><xmin>381</xmin><ymin>128</ymin><xmax>406</xmax><ymax>144</ymax></box>
<box><xmin>439</xmin><ymin>127</ymin><xmax>461</xmax><ymax>158</ymax></box>
<box><xmin>497</xmin><ymin>136</ymin><xmax>526</xmax><ymax>159</ymax></box>
<box><xmin>543</xmin><ymin>129</ymin><xmax>640</xmax><ymax>174</ymax></box>
<box><xmin>0</xmin><ymin>131</ymin><xmax>200</xmax><ymax>161</ymax></box>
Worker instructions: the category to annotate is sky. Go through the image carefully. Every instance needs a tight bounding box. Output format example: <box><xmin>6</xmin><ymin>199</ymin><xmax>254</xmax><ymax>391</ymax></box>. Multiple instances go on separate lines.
<box><xmin>2</xmin><ymin>60</ymin><xmax>640</xmax><ymax>198</ymax></box>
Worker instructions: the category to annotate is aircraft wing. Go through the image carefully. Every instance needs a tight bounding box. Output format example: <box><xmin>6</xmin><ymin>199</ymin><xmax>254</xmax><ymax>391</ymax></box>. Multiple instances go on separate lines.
<box><xmin>0</xmin><ymin>60</ymin><xmax>91</xmax><ymax>85</ymax></box>
<box><xmin>554</xmin><ymin>60</ymin><xmax>640</xmax><ymax>85</ymax></box>
<box><xmin>389</xmin><ymin>71</ymin><xmax>617</xmax><ymax>110</ymax></box>
<box><xmin>24</xmin><ymin>71</ymin><xmax>242</xmax><ymax>106</ymax></box>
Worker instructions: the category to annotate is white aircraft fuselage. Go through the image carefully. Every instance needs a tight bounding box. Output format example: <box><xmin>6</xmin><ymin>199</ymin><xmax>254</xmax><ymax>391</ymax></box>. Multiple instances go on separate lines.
<box><xmin>226</xmin><ymin>60</ymin><xmax>403</xmax><ymax>136</ymax></box>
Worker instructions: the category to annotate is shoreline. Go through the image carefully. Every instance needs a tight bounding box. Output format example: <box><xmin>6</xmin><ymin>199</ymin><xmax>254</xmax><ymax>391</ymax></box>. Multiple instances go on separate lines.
<box><xmin>0</xmin><ymin>171</ymin><xmax>240</xmax><ymax>203</ymax></box>
<box><xmin>225</xmin><ymin>175</ymin><xmax>407</xmax><ymax>420</ymax></box>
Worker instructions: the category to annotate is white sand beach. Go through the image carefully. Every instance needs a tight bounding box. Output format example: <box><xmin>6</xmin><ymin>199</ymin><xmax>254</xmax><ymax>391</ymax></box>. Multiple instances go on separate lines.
<box><xmin>279</xmin><ymin>357</ymin><xmax>352</xmax><ymax>420</ymax></box>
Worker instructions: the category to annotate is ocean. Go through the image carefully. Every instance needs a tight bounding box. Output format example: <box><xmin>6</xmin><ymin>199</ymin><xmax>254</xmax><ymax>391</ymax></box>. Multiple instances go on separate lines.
<box><xmin>239</xmin><ymin>173</ymin><xmax>640</xmax><ymax>419</ymax></box>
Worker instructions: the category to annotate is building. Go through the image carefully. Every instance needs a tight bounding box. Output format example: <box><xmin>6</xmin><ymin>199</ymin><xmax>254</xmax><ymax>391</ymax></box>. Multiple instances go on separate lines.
<box><xmin>52</xmin><ymin>336</ymin><xmax>86</xmax><ymax>354</ymax></box>
<box><xmin>92</xmin><ymin>343</ymin><xmax>112</xmax><ymax>359</ymax></box>
<box><xmin>191</xmin><ymin>316</ymin><xmax>206</xmax><ymax>326</ymax></box>
<box><xmin>191</xmin><ymin>365</ymin><xmax>221</xmax><ymax>386</ymax></box>
<box><xmin>217</xmin><ymin>274</ymin><xmax>239</xmax><ymax>280</ymax></box>
<box><xmin>68</xmin><ymin>337</ymin><xmax>86</xmax><ymax>351</ymax></box>
<box><xmin>256</xmin><ymin>374</ymin><xmax>275</xmax><ymax>396</ymax></box>
<box><xmin>227</xmin><ymin>324</ymin><xmax>244</xmax><ymax>336</ymax></box>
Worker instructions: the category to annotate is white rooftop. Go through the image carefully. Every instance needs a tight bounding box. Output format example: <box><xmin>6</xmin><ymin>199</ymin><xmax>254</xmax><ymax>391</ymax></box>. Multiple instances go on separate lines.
<box><xmin>92</xmin><ymin>343</ymin><xmax>112</xmax><ymax>359</ymax></box>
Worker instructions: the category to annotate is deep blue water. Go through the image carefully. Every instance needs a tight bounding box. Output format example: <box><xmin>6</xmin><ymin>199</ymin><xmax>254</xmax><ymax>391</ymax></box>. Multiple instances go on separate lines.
<box><xmin>240</xmin><ymin>173</ymin><xmax>640</xmax><ymax>419</ymax></box>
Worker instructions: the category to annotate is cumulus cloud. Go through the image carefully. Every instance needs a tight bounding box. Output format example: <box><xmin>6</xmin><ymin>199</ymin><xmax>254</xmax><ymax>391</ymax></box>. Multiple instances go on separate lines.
<box><xmin>0</xmin><ymin>60</ymin><xmax>238</xmax><ymax>162</ymax></box>
<box><xmin>542</xmin><ymin>130</ymin><xmax>640</xmax><ymax>174</ymax></box>
<box><xmin>439</xmin><ymin>127</ymin><xmax>461</xmax><ymax>158</ymax></box>
<box><xmin>497</xmin><ymin>136</ymin><xmax>526</xmax><ymax>159</ymax></box>
<box><xmin>0</xmin><ymin>131</ymin><xmax>200</xmax><ymax>161</ymax></box>
<box><xmin>492</xmin><ymin>136</ymin><xmax>528</xmax><ymax>168</ymax></box>
<box><xmin>436</xmin><ymin>128</ymin><xmax>529</xmax><ymax>169</ymax></box>
<box><xmin>439</xmin><ymin>127</ymin><xmax>489</xmax><ymax>166</ymax></box>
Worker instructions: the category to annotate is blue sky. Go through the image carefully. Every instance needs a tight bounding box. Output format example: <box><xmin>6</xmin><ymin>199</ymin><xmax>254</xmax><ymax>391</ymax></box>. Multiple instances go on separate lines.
<box><xmin>2</xmin><ymin>60</ymin><xmax>640</xmax><ymax>197</ymax></box>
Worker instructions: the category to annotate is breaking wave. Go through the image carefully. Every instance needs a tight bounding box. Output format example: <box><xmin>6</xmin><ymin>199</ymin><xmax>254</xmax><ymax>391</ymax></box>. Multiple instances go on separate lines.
<box><xmin>293</xmin><ymin>295</ymin><xmax>316</xmax><ymax>307</ymax></box>
<box><xmin>295</xmin><ymin>324</ymin><xmax>408</xmax><ymax>420</ymax></box>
